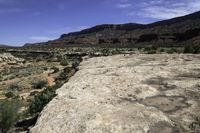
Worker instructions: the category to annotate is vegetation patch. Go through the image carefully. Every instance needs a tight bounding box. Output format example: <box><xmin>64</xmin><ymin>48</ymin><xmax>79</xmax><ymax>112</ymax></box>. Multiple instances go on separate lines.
<box><xmin>31</xmin><ymin>77</ymin><xmax>48</xmax><ymax>89</ymax></box>
<box><xmin>0</xmin><ymin>98</ymin><xmax>21</xmax><ymax>133</ymax></box>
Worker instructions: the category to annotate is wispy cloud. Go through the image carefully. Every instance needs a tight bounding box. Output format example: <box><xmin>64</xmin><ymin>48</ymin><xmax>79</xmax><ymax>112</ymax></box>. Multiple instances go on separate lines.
<box><xmin>103</xmin><ymin>0</ymin><xmax>132</xmax><ymax>9</ymax></box>
<box><xmin>134</xmin><ymin>0</ymin><xmax>200</xmax><ymax>20</ymax></box>
<box><xmin>117</xmin><ymin>3</ymin><xmax>132</xmax><ymax>8</ymax></box>
<box><xmin>139</xmin><ymin>6</ymin><xmax>189</xmax><ymax>19</ymax></box>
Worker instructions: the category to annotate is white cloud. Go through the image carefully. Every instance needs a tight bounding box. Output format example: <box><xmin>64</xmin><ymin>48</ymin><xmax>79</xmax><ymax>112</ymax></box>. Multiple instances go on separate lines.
<box><xmin>131</xmin><ymin>0</ymin><xmax>200</xmax><ymax>20</ymax></box>
<box><xmin>140</xmin><ymin>6</ymin><xmax>189</xmax><ymax>19</ymax></box>
<box><xmin>103</xmin><ymin>0</ymin><xmax>132</xmax><ymax>9</ymax></box>
<box><xmin>188</xmin><ymin>0</ymin><xmax>200</xmax><ymax>11</ymax></box>
<box><xmin>117</xmin><ymin>3</ymin><xmax>132</xmax><ymax>8</ymax></box>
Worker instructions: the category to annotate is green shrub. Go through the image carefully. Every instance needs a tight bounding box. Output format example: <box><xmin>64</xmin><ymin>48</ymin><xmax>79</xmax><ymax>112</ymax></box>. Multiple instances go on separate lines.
<box><xmin>147</xmin><ymin>50</ymin><xmax>156</xmax><ymax>54</ymax></box>
<box><xmin>28</xmin><ymin>85</ymin><xmax>60</xmax><ymax>115</ymax></box>
<box><xmin>22</xmin><ymin>60</ymin><xmax>26</xmax><ymax>64</ymax></box>
<box><xmin>101</xmin><ymin>49</ymin><xmax>109</xmax><ymax>56</ymax></box>
<box><xmin>0</xmin><ymin>99</ymin><xmax>20</xmax><ymax>133</ymax></box>
<box><xmin>51</xmin><ymin>66</ymin><xmax>59</xmax><ymax>73</ymax></box>
<box><xmin>144</xmin><ymin>47</ymin><xmax>151</xmax><ymax>51</ymax></box>
<box><xmin>167</xmin><ymin>48</ymin><xmax>177</xmax><ymax>54</ymax></box>
<box><xmin>151</xmin><ymin>45</ymin><xmax>159</xmax><ymax>50</ymax></box>
<box><xmin>31</xmin><ymin>78</ymin><xmax>48</xmax><ymax>89</ymax></box>
<box><xmin>160</xmin><ymin>48</ymin><xmax>165</xmax><ymax>52</ymax></box>
<box><xmin>56</xmin><ymin>67</ymin><xmax>73</xmax><ymax>81</ymax></box>
<box><xmin>8</xmin><ymin>83</ymin><xmax>20</xmax><ymax>91</ymax></box>
<box><xmin>184</xmin><ymin>45</ymin><xmax>193</xmax><ymax>53</ymax></box>
<box><xmin>43</xmin><ymin>67</ymin><xmax>48</xmax><ymax>71</ymax></box>
<box><xmin>60</xmin><ymin>59</ymin><xmax>69</xmax><ymax>66</ymax></box>
<box><xmin>5</xmin><ymin>92</ymin><xmax>15</xmax><ymax>98</ymax></box>
<box><xmin>184</xmin><ymin>44</ymin><xmax>200</xmax><ymax>53</ymax></box>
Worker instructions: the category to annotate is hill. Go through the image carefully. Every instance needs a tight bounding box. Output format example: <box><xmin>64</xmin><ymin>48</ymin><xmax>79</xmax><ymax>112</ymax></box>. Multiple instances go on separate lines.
<box><xmin>24</xmin><ymin>11</ymin><xmax>200</xmax><ymax>48</ymax></box>
<box><xmin>0</xmin><ymin>44</ymin><xmax>12</xmax><ymax>48</ymax></box>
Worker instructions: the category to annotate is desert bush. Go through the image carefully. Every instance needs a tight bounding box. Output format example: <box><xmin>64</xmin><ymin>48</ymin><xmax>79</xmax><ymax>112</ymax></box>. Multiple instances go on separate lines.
<box><xmin>60</xmin><ymin>59</ymin><xmax>69</xmax><ymax>66</ymax></box>
<box><xmin>101</xmin><ymin>49</ymin><xmax>110</xmax><ymax>56</ymax></box>
<box><xmin>5</xmin><ymin>92</ymin><xmax>15</xmax><ymax>98</ymax></box>
<box><xmin>144</xmin><ymin>47</ymin><xmax>152</xmax><ymax>51</ymax></box>
<box><xmin>184</xmin><ymin>45</ymin><xmax>193</xmax><ymax>53</ymax></box>
<box><xmin>56</xmin><ymin>71</ymin><xmax>68</xmax><ymax>81</ymax></box>
<box><xmin>29</xmin><ymin>57</ymin><xmax>80</xmax><ymax>115</ymax></box>
<box><xmin>56</xmin><ymin>67</ymin><xmax>73</xmax><ymax>81</ymax></box>
<box><xmin>160</xmin><ymin>48</ymin><xmax>165</xmax><ymax>52</ymax></box>
<box><xmin>22</xmin><ymin>60</ymin><xmax>26</xmax><ymax>64</ymax></box>
<box><xmin>184</xmin><ymin>44</ymin><xmax>200</xmax><ymax>53</ymax></box>
<box><xmin>8</xmin><ymin>83</ymin><xmax>21</xmax><ymax>92</ymax></box>
<box><xmin>0</xmin><ymin>99</ymin><xmax>20</xmax><ymax>133</ymax></box>
<box><xmin>31</xmin><ymin>78</ymin><xmax>48</xmax><ymax>89</ymax></box>
<box><xmin>51</xmin><ymin>66</ymin><xmax>59</xmax><ymax>73</ymax></box>
<box><xmin>43</xmin><ymin>67</ymin><xmax>48</xmax><ymax>71</ymax></box>
<box><xmin>167</xmin><ymin>48</ymin><xmax>177</xmax><ymax>54</ymax></box>
<box><xmin>151</xmin><ymin>45</ymin><xmax>159</xmax><ymax>50</ymax></box>
<box><xmin>72</xmin><ymin>61</ymin><xmax>79</xmax><ymax>69</ymax></box>
<box><xmin>147</xmin><ymin>50</ymin><xmax>156</xmax><ymax>54</ymax></box>
<box><xmin>28</xmin><ymin>84</ymin><xmax>60</xmax><ymax>115</ymax></box>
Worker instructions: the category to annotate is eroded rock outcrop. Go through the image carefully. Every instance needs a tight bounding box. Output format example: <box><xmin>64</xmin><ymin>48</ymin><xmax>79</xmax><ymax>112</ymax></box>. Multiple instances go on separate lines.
<box><xmin>31</xmin><ymin>54</ymin><xmax>200</xmax><ymax>133</ymax></box>
<box><xmin>0</xmin><ymin>53</ymin><xmax>24</xmax><ymax>64</ymax></box>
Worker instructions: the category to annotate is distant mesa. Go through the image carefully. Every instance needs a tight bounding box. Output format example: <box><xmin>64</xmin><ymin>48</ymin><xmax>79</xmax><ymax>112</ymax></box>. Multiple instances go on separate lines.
<box><xmin>0</xmin><ymin>44</ymin><xmax>14</xmax><ymax>48</ymax></box>
<box><xmin>23</xmin><ymin>10</ymin><xmax>200</xmax><ymax>48</ymax></box>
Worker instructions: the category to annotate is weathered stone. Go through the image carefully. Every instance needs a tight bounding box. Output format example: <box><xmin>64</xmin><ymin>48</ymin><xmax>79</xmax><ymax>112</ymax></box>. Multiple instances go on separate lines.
<box><xmin>30</xmin><ymin>54</ymin><xmax>200</xmax><ymax>133</ymax></box>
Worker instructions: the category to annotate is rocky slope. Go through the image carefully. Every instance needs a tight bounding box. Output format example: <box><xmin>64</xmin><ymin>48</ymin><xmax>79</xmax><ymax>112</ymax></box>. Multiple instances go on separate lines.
<box><xmin>0</xmin><ymin>53</ymin><xmax>24</xmax><ymax>64</ymax></box>
<box><xmin>25</xmin><ymin>11</ymin><xmax>200</xmax><ymax>48</ymax></box>
<box><xmin>31</xmin><ymin>54</ymin><xmax>200</xmax><ymax>133</ymax></box>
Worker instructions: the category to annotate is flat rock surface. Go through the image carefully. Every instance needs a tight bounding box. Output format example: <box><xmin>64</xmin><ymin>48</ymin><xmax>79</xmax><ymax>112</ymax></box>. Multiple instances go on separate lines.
<box><xmin>31</xmin><ymin>54</ymin><xmax>200</xmax><ymax>133</ymax></box>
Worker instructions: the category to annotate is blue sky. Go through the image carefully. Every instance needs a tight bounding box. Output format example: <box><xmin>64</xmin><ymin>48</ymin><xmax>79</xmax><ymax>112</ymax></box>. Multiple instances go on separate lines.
<box><xmin>0</xmin><ymin>0</ymin><xmax>200</xmax><ymax>46</ymax></box>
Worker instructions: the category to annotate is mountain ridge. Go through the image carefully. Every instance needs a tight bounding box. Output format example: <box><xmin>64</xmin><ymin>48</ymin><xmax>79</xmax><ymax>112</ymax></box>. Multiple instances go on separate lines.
<box><xmin>24</xmin><ymin>11</ymin><xmax>200</xmax><ymax>48</ymax></box>
<box><xmin>61</xmin><ymin>10</ymin><xmax>200</xmax><ymax>38</ymax></box>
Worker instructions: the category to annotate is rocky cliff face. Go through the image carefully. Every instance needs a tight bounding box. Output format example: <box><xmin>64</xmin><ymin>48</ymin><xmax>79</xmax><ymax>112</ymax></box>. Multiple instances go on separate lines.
<box><xmin>31</xmin><ymin>54</ymin><xmax>200</xmax><ymax>133</ymax></box>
